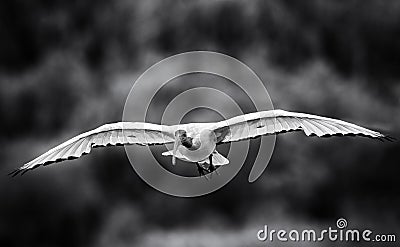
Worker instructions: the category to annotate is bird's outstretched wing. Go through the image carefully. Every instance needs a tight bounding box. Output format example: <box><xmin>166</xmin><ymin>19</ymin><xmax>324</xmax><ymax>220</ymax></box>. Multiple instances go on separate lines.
<box><xmin>11</xmin><ymin>122</ymin><xmax>176</xmax><ymax>176</ymax></box>
<box><xmin>213</xmin><ymin>109</ymin><xmax>389</xmax><ymax>143</ymax></box>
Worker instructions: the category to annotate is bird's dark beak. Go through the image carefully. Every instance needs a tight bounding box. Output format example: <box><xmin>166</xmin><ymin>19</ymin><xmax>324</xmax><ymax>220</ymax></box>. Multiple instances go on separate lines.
<box><xmin>172</xmin><ymin>132</ymin><xmax>181</xmax><ymax>165</ymax></box>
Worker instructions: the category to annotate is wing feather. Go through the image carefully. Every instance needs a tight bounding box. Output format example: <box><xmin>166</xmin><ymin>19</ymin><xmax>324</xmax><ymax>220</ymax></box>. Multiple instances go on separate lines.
<box><xmin>71</xmin><ymin>138</ymin><xmax>87</xmax><ymax>156</ymax></box>
<box><xmin>213</xmin><ymin>109</ymin><xmax>386</xmax><ymax>143</ymax></box>
<box><xmin>102</xmin><ymin>131</ymin><xmax>110</xmax><ymax>146</ymax></box>
<box><xmin>275</xmin><ymin>118</ymin><xmax>283</xmax><ymax>132</ymax></box>
<box><xmin>101</xmin><ymin>132</ymin><xmax>109</xmax><ymax>146</ymax></box>
<box><xmin>279</xmin><ymin>117</ymin><xmax>290</xmax><ymax>130</ymax></box>
<box><xmin>308</xmin><ymin>119</ymin><xmax>331</xmax><ymax>136</ymax></box>
<box><xmin>11</xmin><ymin>122</ymin><xmax>176</xmax><ymax>176</ymax></box>
<box><xmin>64</xmin><ymin>139</ymin><xmax>82</xmax><ymax>158</ymax></box>
<box><xmin>320</xmin><ymin>119</ymin><xmax>337</xmax><ymax>135</ymax></box>
<box><xmin>301</xmin><ymin>119</ymin><xmax>319</xmax><ymax>136</ymax></box>
<box><xmin>300</xmin><ymin>118</ymin><xmax>315</xmax><ymax>136</ymax></box>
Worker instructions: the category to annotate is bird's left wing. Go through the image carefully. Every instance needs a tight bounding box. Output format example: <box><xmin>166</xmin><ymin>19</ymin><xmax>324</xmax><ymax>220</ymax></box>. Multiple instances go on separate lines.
<box><xmin>212</xmin><ymin>109</ymin><xmax>387</xmax><ymax>143</ymax></box>
<box><xmin>11</xmin><ymin>122</ymin><xmax>176</xmax><ymax>176</ymax></box>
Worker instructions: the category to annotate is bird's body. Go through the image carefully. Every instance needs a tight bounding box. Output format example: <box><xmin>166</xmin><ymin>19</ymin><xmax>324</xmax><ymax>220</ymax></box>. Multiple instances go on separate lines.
<box><xmin>11</xmin><ymin>109</ymin><xmax>391</xmax><ymax>176</ymax></box>
<box><xmin>172</xmin><ymin>126</ymin><xmax>217</xmax><ymax>162</ymax></box>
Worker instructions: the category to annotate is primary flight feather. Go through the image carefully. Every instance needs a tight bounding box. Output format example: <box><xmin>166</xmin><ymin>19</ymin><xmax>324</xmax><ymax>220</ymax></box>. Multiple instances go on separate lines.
<box><xmin>11</xmin><ymin>109</ymin><xmax>390</xmax><ymax>176</ymax></box>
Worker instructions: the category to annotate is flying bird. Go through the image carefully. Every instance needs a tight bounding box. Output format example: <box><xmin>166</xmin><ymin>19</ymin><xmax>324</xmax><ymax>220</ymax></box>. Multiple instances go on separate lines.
<box><xmin>10</xmin><ymin>109</ymin><xmax>392</xmax><ymax>177</ymax></box>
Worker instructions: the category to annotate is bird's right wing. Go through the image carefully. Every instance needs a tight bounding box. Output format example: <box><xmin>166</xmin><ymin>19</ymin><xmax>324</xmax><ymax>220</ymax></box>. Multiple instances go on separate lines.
<box><xmin>212</xmin><ymin>109</ymin><xmax>388</xmax><ymax>143</ymax></box>
<box><xmin>11</xmin><ymin>122</ymin><xmax>176</xmax><ymax>176</ymax></box>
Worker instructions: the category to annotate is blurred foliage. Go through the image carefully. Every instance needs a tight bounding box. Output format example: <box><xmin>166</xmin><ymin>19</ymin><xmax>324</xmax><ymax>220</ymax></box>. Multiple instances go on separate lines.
<box><xmin>1</xmin><ymin>0</ymin><xmax>400</xmax><ymax>77</ymax></box>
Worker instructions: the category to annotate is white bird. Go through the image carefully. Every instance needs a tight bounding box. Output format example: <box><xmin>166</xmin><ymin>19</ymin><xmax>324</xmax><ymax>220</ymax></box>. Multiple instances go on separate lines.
<box><xmin>10</xmin><ymin>109</ymin><xmax>392</xmax><ymax>177</ymax></box>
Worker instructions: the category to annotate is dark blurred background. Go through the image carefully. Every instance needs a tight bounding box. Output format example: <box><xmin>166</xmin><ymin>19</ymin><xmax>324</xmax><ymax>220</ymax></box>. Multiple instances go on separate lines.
<box><xmin>0</xmin><ymin>0</ymin><xmax>399</xmax><ymax>246</ymax></box>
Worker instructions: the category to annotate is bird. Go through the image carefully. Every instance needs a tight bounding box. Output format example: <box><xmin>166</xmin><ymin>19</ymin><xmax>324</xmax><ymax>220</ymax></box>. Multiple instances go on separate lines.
<box><xmin>10</xmin><ymin>109</ymin><xmax>392</xmax><ymax>177</ymax></box>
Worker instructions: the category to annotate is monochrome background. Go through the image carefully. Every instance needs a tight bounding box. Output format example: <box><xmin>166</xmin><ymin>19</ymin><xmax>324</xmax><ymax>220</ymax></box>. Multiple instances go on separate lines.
<box><xmin>0</xmin><ymin>0</ymin><xmax>399</xmax><ymax>246</ymax></box>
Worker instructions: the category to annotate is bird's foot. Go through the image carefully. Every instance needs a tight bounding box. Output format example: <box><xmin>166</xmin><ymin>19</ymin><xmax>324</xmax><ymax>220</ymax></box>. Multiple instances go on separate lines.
<box><xmin>209</xmin><ymin>163</ymin><xmax>216</xmax><ymax>172</ymax></box>
<box><xmin>208</xmin><ymin>163</ymin><xmax>219</xmax><ymax>178</ymax></box>
<box><xmin>207</xmin><ymin>154</ymin><xmax>219</xmax><ymax>177</ymax></box>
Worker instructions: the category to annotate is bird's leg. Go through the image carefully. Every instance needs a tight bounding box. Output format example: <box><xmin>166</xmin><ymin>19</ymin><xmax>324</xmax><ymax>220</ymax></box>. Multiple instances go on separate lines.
<box><xmin>196</xmin><ymin>163</ymin><xmax>209</xmax><ymax>180</ymax></box>
<box><xmin>207</xmin><ymin>154</ymin><xmax>219</xmax><ymax>178</ymax></box>
<box><xmin>208</xmin><ymin>154</ymin><xmax>216</xmax><ymax>172</ymax></box>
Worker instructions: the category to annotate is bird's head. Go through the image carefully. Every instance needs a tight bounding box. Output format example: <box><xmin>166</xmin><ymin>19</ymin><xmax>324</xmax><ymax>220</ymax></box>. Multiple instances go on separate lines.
<box><xmin>172</xmin><ymin>129</ymin><xmax>188</xmax><ymax>165</ymax></box>
<box><xmin>175</xmin><ymin>129</ymin><xmax>189</xmax><ymax>142</ymax></box>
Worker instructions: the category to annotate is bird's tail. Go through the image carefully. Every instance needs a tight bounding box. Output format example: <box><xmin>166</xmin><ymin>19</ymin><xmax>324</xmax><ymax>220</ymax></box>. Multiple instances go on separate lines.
<box><xmin>198</xmin><ymin>151</ymin><xmax>229</xmax><ymax>166</ymax></box>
